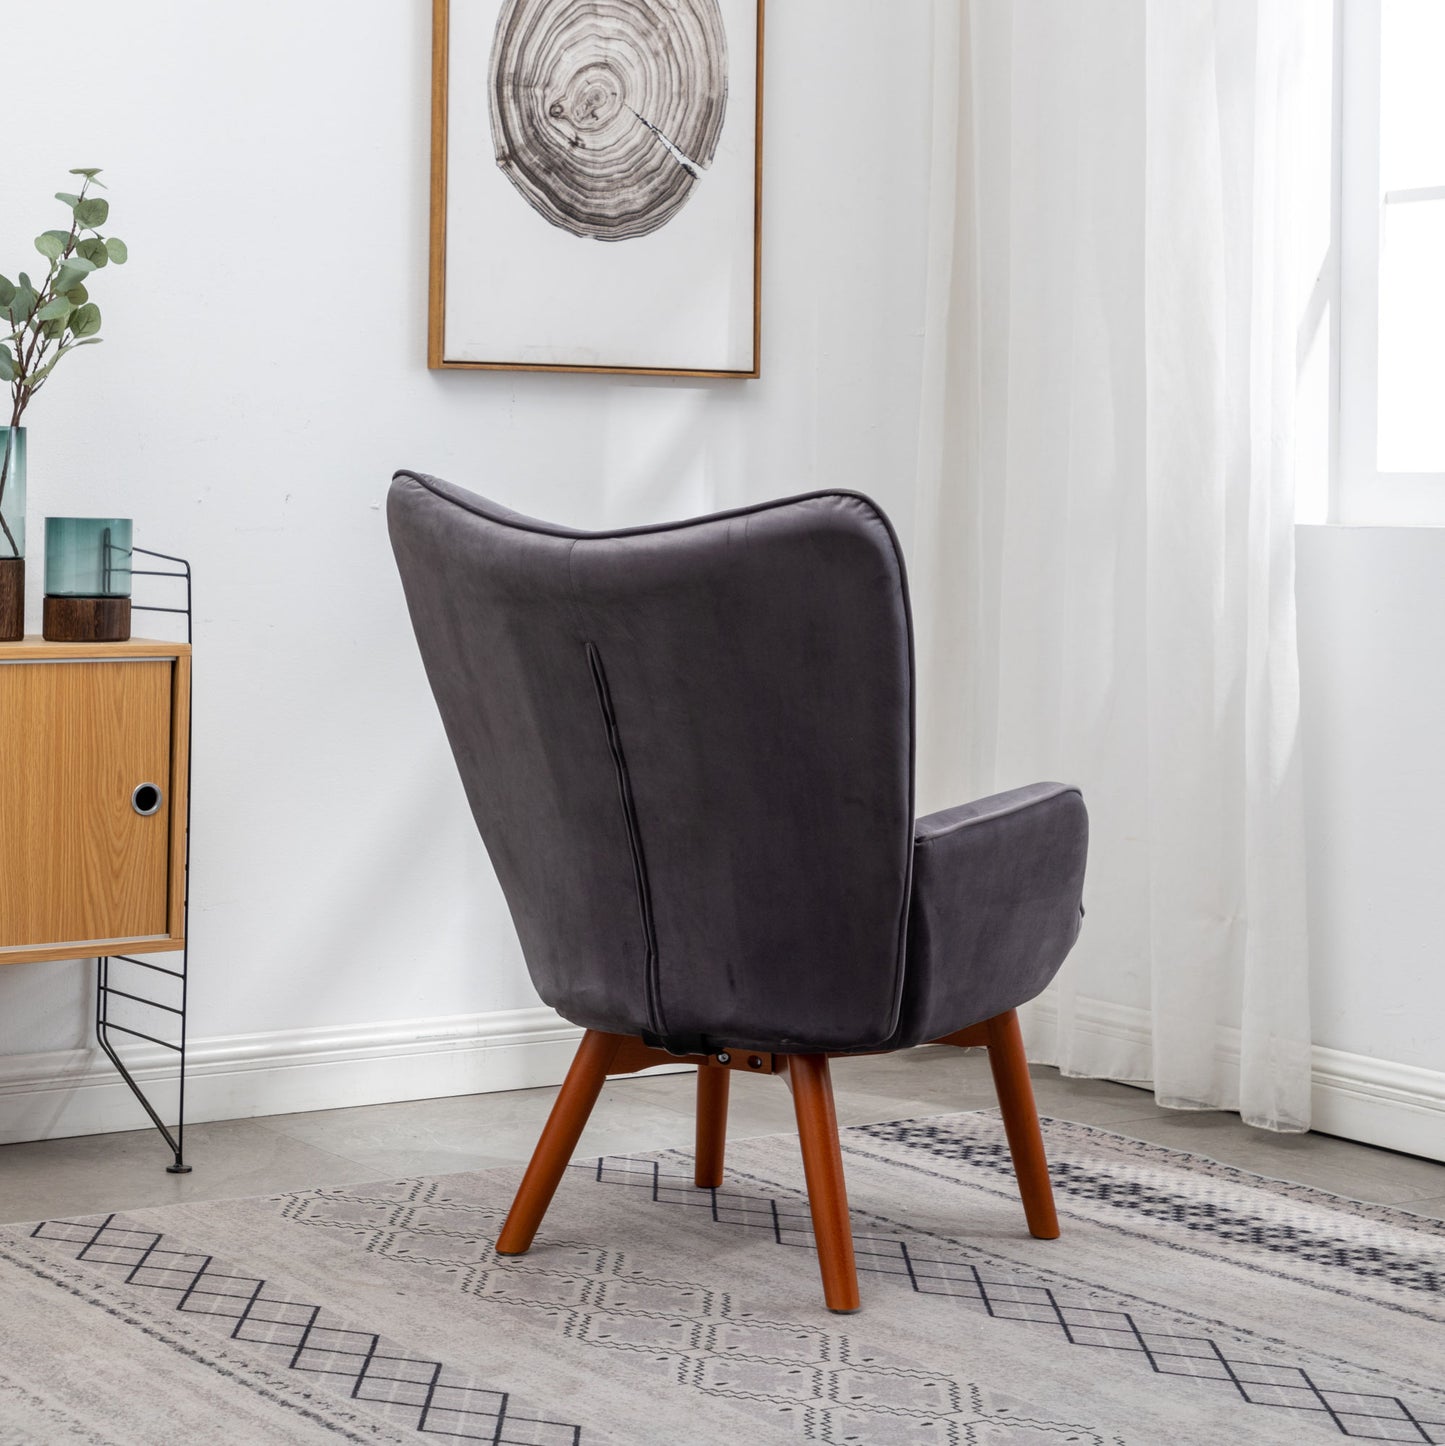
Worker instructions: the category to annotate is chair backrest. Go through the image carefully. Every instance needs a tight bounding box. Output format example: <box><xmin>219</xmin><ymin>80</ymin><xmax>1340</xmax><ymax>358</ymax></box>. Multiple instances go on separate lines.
<box><xmin>388</xmin><ymin>472</ymin><xmax>916</xmax><ymax>1053</ymax></box>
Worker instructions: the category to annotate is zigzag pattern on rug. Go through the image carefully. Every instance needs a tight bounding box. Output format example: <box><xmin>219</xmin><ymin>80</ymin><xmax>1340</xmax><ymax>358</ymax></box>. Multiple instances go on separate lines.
<box><xmin>854</xmin><ymin>1120</ymin><xmax>1443</xmax><ymax>1296</ymax></box>
<box><xmin>287</xmin><ymin>1176</ymin><xmax>1106</xmax><ymax>1443</ymax></box>
<box><xmin>573</xmin><ymin>1155</ymin><xmax>1445</xmax><ymax>1443</ymax></box>
<box><xmin>280</xmin><ymin>1159</ymin><xmax>1443</xmax><ymax>1444</ymax></box>
<box><xmin>28</xmin><ymin>1214</ymin><xmax>582</xmax><ymax>1445</ymax></box>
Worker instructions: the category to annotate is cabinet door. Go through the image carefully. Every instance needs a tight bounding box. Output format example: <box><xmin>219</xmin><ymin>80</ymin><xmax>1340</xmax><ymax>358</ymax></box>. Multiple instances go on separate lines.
<box><xmin>0</xmin><ymin>659</ymin><xmax>174</xmax><ymax>951</ymax></box>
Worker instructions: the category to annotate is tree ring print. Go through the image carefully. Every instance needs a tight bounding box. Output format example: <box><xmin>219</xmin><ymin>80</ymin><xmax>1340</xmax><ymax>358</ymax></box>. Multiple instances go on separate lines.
<box><xmin>489</xmin><ymin>0</ymin><xmax>729</xmax><ymax>242</ymax></box>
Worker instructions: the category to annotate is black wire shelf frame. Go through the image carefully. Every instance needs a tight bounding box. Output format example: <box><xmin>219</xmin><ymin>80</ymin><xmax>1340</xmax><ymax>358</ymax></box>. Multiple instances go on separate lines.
<box><xmin>93</xmin><ymin>545</ymin><xmax>194</xmax><ymax>1172</ymax></box>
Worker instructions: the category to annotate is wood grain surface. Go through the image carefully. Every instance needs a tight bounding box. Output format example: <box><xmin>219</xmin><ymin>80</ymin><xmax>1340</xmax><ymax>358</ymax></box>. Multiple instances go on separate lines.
<box><xmin>0</xmin><ymin>651</ymin><xmax>182</xmax><ymax>961</ymax></box>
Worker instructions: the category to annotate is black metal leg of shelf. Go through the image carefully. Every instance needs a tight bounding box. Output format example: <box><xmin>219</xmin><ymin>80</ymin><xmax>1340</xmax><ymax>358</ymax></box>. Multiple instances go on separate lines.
<box><xmin>95</xmin><ymin>955</ymin><xmax>192</xmax><ymax>1173</ymax></box>
<box><xmin>92</xmin><ymin>547</ymin><xmax>195</xmax><ymax>1173</ymax></box>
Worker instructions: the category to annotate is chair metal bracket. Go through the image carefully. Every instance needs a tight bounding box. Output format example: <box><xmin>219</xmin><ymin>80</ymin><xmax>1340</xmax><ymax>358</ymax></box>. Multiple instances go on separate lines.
<box><xmin>607</xmin><ymin>1037</ymin><xmax>778</xmax><ymax>1077</ymax></box>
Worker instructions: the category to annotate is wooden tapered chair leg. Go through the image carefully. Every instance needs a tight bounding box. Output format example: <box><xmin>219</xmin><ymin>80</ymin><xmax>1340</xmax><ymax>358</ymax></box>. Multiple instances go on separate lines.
<box><xmin>497</xmin><ymin>1029</ymin><xmax>623</xmax><ymax>1256</ymax></box>
<box><xmin>984</xmin><ymin>1009</ymin><xmax>1060</xmax><ymax>1240</ymax></box>
<box><xmin>695</xmin><ymin>1064</ymin><xmax>730</xmax><ymax>1188</ymax></box>
<box><xmin>787</xmin><ymin>1054</ymin><xmax>861</xmax><ymax>1314</ymax></box>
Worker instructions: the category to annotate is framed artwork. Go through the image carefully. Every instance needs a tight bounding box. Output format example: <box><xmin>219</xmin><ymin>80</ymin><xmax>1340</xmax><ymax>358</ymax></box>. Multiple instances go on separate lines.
<box><xmin>429</xmin><ymin>0</ymin><xmax>764</xmax><ymax>378</ymax></box>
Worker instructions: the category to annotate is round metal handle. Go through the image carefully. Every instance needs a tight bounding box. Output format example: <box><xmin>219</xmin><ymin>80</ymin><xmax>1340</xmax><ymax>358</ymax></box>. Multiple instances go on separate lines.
<box><xmin>131</xmin><ymin>782</ymin><xmax>163</xmax><ymax>817</ymax></box>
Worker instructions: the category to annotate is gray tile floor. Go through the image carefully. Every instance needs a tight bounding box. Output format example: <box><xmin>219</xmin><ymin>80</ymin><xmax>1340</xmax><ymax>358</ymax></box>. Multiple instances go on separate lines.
<box><xmin>3</xmin><ymin>1046</ymin><xmax>1443</xmax><ymax>1225</ymax></box>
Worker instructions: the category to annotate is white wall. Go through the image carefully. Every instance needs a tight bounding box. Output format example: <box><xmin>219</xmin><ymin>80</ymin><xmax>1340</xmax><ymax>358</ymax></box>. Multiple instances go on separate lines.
<box><xmin>0</xmin><ymin>1</ymin><xmax>939</xmax><ymax>1139</ymax></box>
<box><xmin>1298</xmin><ymin>527</ymin><xmax>1445</xmax><ymax>1070</ymax></box>
<box><xmin>11</xmin><ymin>5</ymin><xmax>1434</xmax><ymax>1163</ymax></box>
<box><xmin>1297</xmin><ymin>524</ymin><xmax>1445</xmax><ymax>1154</ymax></box>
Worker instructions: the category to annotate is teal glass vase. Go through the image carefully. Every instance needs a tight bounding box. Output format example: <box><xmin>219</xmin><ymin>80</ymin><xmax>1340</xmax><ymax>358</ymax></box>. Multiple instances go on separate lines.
<box><xmin>0</xmin><ymin>427</ymin><xmax>26</xmax><ymax>560</ymax></box>
<box><xmin>44</xmin><ymin>517</ymin><xmax>133</xmax><ymax>597</ymax></box>
<box><xmin>0</xmin><ymin>426</ymin><xmax>25</xmax><ymax>641</ymax></box>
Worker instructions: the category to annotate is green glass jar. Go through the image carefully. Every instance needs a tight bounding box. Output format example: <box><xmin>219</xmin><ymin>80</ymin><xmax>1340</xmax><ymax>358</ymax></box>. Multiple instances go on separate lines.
<box><xmin>0</xmin><ymin>427</ymin><xmax>26</xmax><ymax>561</ymax></box>
<box><xmin>0</xmin><ymin>427</ymin><xmax>25</xmax><ymax>640</ymax></box>
<box><xmin>44</xmin><ymin>516</ymin><xmax>133</xmax><ymax>597</ymax></box>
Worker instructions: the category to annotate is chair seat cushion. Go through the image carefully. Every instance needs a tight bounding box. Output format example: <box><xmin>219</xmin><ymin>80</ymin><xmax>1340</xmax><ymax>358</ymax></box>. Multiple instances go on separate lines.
<box><xmin>882</xmin><ymin>782</ymin><xmax>1088</xmax><ymax>1049</ymax></box>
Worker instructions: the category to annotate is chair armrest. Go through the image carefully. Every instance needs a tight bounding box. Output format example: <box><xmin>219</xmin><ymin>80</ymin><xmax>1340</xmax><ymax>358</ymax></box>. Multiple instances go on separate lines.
<box><xmin>888</xmin><ymin>782</ymin><xmax>1088</xmax><ymax>1047</ymax></box>
<box><xmin>915</xmin><ymin>781</ymin><xmax>1084</xmax><ymax>847</ymax></box>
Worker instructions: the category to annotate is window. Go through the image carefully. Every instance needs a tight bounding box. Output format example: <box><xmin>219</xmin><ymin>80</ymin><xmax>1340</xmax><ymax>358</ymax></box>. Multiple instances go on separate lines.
<box><xmin>1339</xmin><ymin>0</ymin><xmax>1445</xmax><ymax>523</ymax></box>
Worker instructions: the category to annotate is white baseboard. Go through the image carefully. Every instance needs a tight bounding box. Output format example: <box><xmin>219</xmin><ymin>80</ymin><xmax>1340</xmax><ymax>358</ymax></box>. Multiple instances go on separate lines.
<box><xmin>1021</xmin><ymin>995</ymin><xmax>1445</xmax><ymax>1161</ymax></box>
<box><xmin>6</xmin><ymin>997</ymin><xmax>1440</xmax><ymax>1162</ymax></box>
<box><xmin>1308</xmin><ymin>1045</ymin><xmax>1445</xmax><ymax>1160</ymax></box>
<box><xmin>0</xmin><ymin>1007</ymin><xmax>605</xmax><ymax>1147</ymax></box>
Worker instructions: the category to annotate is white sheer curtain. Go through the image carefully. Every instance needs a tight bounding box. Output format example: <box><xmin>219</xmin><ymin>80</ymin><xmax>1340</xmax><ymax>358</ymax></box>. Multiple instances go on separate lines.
<box><xmin>913</xmin><ymin>0</ymin><xmax>1332</xmax><ymax>1130</ymax></box>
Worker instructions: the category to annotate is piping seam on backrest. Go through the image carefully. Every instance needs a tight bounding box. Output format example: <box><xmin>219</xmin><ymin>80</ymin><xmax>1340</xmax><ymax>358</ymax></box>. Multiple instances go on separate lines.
<box><xmin>585</xmin><ymin>642</ymin><xmax>665</xmax><ymax>1042</ymax></box>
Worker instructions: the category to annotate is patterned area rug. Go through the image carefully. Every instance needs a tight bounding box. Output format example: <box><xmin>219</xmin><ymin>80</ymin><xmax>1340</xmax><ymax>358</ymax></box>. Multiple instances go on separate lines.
<box><xmin>2</xmin><ymin>1112</ymin><xmax>1442</xmax><ymax>1444</ymax></box>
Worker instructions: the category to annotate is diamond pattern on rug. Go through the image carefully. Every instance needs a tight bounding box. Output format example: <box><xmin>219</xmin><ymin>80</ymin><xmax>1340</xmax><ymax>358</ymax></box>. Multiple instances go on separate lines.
<box><xmin>286</xmin><ymin>1179</ymin><xmax>1108</xmax><ymax>1444</ymax></box>
<box><xmin>576</xmin><ymin>1156</ymin><xmax>1445</xmax><ymax>1443</ymax></box>
<box><xmin>29</xmin><ymin>1213</ymin><xmax>582</xmax><ymax>1445</ymax></box>
<box><xmin>854</xmin><ymin>1119</ymin><xmax>1444</xmax><ymax>1297</ymax></box>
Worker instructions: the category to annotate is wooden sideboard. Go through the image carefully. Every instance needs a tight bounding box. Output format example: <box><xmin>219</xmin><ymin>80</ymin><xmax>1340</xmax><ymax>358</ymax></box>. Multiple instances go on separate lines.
<box><xmin>0</xmin><ymin>636</ymin><xmax>190</xmax><ymax>965</ymax></box>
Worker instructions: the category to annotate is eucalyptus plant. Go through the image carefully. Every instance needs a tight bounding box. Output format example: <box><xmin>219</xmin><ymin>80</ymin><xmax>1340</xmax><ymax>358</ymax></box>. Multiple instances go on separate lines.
<box><xmin>0</xmin><ymin>169</ymin><xmax>127</xmax><ymax>557</ymax></box>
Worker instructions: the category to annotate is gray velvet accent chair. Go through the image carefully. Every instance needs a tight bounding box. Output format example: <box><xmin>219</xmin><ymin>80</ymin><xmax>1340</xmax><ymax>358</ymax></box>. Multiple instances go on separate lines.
<box><xmin>388</xmin><ymin>472</ymin><xmax>1088</xmax><ymax>1313</ymax></box>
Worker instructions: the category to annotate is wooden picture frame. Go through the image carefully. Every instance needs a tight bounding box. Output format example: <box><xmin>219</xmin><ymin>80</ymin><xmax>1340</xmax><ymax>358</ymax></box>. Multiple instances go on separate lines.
<box><xmin>429</xmin><ymin>0</ymin><xmax>764</xmax><ymax>378</ymax></box>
